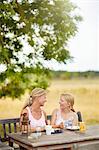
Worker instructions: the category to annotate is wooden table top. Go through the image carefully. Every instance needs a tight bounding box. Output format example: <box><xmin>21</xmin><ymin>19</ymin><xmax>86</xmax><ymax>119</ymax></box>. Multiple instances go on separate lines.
<box><xmin>8</xmin><ymin>125</ymin><xmax>99</xmax><ymax>149</ymax></box>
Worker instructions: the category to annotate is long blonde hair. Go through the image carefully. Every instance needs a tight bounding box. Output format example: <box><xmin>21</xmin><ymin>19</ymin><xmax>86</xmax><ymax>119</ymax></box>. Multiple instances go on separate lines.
<box><xmin>61</xmin><ymin>93</ymin><xmax>75</xmax><ymax>112</ymax></box>
<box><xmin>23</xmin><ymin>88</ymin><xmax>46</xmax><ymax>109</ymax></box>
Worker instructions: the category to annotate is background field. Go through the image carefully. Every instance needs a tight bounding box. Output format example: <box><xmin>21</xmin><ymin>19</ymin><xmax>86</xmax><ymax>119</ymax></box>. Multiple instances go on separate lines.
<box><xmin>0</xmin><ymin>79</ymin><xmax>99</xmax><ymax>125</ymax></box>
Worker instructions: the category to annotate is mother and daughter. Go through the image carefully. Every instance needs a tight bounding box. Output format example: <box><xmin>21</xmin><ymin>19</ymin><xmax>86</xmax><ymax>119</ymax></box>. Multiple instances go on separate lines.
<box><xmin>20</xmin><ymin>88</ymin><xmax>78</xmax><ymax>132</ymax></box>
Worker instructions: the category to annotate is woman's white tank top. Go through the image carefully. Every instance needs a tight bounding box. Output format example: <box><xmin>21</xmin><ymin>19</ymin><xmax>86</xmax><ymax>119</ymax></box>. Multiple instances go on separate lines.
<box><xmin>26</xmin><ymin>107</ymin><xmax>46</xmax><ymax>128</ymax></box>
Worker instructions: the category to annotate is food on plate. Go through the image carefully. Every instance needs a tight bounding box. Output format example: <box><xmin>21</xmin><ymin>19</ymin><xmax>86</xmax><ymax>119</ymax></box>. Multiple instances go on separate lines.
<box><xmin>66</xmin><ymin>126</ymin><xmax>80</xmax><ymax>130</ymax></box>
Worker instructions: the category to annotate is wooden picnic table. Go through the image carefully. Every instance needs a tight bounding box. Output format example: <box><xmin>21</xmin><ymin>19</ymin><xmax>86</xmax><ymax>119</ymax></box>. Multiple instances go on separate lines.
<box><xmin>7</xmin><ymin>125</ymin><xmax>99</xmax><ymax>150</ymax></box>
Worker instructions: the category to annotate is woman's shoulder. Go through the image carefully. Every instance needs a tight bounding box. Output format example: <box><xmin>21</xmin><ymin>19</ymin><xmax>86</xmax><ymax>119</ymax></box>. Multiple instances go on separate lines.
<box><xmin>71</xmin><ymin>111</ymin><xmax>78</xmax><ymax>118</ymax></box>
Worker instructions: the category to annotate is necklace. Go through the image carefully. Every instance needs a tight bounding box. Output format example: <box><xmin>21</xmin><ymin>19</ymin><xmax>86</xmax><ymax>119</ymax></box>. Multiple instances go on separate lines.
<box><xmin>30</xmin><ymin>106</ymin><xmax>42</xmax><ymax>120</ymax></box>
<box><xmin>30</xmin><ymin>106</ymin><xmax>41</xmax><ymax>113</ymax></box>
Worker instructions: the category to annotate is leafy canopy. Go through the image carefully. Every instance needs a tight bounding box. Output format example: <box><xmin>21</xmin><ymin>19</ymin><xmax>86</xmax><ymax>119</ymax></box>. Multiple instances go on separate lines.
<box><xmin>0</xmin><ymin>0</ymin><xmax>82</xmax><ymax>98</ymax></box>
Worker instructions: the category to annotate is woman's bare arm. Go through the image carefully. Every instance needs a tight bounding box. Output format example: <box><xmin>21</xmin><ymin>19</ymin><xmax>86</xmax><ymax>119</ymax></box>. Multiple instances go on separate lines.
<box><xmin>50</xmin><ymin>109</ymin><xmax>57</xmax><ymax>125</ymax></box>
<box><xmin>51</xmin><ymin>109</ymin><xmax>64</xmax><ymax>129</ymax></box>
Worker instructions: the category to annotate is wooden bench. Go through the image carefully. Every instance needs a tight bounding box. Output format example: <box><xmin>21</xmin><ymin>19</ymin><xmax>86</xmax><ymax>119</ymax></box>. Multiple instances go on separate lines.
<box><xmin>0</xmin><ymin>118</ymin><xmax>20</xmax><ymax>142</ymax></box>
<box><xmin>0</xmin><ymin>118</ymin><xmax>18</xmax><ymax>150</ymax></box>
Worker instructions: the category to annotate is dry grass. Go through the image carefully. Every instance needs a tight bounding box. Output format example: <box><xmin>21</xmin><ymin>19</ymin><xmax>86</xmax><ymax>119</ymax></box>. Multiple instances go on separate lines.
<box><xmin>0</xmin><ymin>78</ymin><xmax>99</xmax><ymax>125</ymax></box>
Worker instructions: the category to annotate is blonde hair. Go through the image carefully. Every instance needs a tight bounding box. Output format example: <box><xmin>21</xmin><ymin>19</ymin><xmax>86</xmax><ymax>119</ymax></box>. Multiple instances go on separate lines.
<box><xmin>61</xmin><ymin>93</ymin><xmax>75</xmax><ymax>111</ymax></box>
<box><xmin>23</xmin><ymin>88</ymin><xmax>46</xmax><ymax>109</ymax></box>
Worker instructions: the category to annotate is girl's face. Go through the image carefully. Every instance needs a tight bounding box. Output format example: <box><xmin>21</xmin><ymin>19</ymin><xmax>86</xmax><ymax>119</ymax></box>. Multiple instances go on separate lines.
<box><xmin>59</xmin><ymin>96</ymin><xmax>70</xmax><ymax>110</ymax></box>
<box><xmin>38</xmin><ymin>94</ymin><xmax>47</xmax><ymax>106</ymax></box>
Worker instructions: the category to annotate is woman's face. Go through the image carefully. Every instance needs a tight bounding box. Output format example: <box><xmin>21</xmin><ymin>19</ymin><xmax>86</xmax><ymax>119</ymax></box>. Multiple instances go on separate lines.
<box><xmin>38</xmin><ymin>94</ymin><xmax>47</xmax><ymax>106</ymax></box>
<box><xmin>59</xmin><ymin>96</ymin><xmax>70</xmax><ymax>110</ymax></box>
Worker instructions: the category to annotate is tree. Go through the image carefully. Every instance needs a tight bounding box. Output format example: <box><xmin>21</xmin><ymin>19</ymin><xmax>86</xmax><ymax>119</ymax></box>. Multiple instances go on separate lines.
<box><xmin>0</xmin><ymin>0</ymin><xmax>82</xmax><ymax>98</ymax></box>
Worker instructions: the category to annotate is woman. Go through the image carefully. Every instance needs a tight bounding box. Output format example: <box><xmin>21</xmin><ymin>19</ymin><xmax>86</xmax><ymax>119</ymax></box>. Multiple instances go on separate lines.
<box><xmin>51</xmin><ymin>93</ymin><xmax>78</xmax><ymax>129</ymax></box>
<box><xmin>20</xmin><ymin>88</ymin><xmax>47</xmax><ymax>132</ymax></box>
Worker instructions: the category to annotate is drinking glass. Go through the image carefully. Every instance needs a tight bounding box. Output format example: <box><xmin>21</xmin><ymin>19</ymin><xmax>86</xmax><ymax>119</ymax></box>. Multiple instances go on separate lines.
<box><xmin>36</xmin><ymin>126</ymin><xmax>42</xmax><ymax>137</ymax></box>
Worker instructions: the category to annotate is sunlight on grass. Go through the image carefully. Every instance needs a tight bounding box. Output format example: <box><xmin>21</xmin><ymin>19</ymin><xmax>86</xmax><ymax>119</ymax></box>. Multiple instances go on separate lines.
<box><xmin>0</xmin><ymin>79</ymin><xmax>99</xmax><ymax>125</ymax></box>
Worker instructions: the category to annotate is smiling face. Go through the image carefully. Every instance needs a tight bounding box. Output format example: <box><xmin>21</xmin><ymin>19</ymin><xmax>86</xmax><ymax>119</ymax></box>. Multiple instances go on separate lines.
<box><xmin>59</xmin><ymin>95</ymin><xmax>70</xmax><ymax>110</ymax></box>
<box><xmin>38</xmin><ymin>94</ymin><xmax>47</xmax><ymax>106</ymax></box>
<box><xmin>30</xmin><ymin>88</ymin><xmax>47</xmax><ymax>106</ymax></box>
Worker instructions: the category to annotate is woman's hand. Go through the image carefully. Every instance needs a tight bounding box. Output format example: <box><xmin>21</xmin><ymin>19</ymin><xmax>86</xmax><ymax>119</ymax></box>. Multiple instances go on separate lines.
<box><xmin>41</xmin><ymin>127</ymin><xmax>45</xmax><ymax>131</ymax></box>
<box><xmin>52</xmin><ymin>122</ymin><xmax>64</xmax><ymax>129</ymax></box>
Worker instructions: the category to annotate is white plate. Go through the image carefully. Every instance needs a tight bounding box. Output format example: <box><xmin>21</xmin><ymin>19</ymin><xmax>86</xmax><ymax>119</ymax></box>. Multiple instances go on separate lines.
<box><xmin>66</xmin><ymin>126</ymin><xmax>80</xmax><ymax>131</ymax></box>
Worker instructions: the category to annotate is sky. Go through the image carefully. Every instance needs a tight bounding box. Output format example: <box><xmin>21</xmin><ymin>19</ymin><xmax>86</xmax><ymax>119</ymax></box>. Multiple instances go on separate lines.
<box><xmin>50</xmin><ymin>0</ymin><xmax>99</xmax><ymax>71</ymax></box>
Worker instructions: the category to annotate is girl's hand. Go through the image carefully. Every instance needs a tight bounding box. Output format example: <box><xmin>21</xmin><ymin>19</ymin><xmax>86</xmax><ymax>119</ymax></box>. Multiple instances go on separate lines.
<box><xmin>59</xmin><ymin>122</ymin><xmax>64</xmax><ymax>129</ymax></box>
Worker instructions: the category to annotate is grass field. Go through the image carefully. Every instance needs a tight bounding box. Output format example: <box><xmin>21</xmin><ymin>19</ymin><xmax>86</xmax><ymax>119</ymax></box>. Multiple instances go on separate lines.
<box><xmin>0</xmin><ymin>79</ymin><xmax>99</xmax><ymax>125</ymax></box>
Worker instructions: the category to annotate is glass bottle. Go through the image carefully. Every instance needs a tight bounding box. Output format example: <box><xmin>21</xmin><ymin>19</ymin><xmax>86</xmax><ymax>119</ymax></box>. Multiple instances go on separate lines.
<box><xmin>21</xmin><ymin>113</ymin><xmax>31</xmax><ymax>135</ymax></box>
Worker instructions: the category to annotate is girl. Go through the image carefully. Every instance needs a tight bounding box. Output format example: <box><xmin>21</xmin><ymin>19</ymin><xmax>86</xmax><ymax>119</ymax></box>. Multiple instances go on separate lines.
<box><xmin>51</xmin><ymin>93</ymin><xmax>78</xmax><ymax>129</ymax></box>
